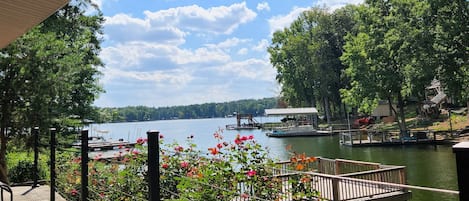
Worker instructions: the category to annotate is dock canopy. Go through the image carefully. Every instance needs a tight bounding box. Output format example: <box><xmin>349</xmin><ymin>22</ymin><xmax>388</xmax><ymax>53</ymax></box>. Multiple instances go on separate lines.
<box><xmin>265</xmin><ymin>107</ymin><xmax>318</xmax><ymax>116</ymax></box>
<box><xmin>0</xmin><ymin>0</ymin><xmax>69</xmax><ymax>48</ymax></box>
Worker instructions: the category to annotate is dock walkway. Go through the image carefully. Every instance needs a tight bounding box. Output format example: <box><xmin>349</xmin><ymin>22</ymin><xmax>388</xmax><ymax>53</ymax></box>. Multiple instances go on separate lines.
<box><xmin>2</xmin><ymin>185</ymin><xmax>65</xmax><ymax>201</ymax></box>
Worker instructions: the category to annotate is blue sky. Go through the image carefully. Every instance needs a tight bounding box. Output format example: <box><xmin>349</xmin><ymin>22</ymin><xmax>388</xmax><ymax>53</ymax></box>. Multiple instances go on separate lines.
<box><xmin>92</xmin><ymin>0</ymin><xmax>362</xmax><ymax>108</ymax></box>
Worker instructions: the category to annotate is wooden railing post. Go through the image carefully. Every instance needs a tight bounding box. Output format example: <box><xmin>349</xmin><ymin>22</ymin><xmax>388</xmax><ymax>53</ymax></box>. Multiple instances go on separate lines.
<box><xmin>335</xmin><ymin>160</ymin><xmax>340</xmax><ymax>175</ymax></box>
<box><xmin>332</xmin><ymin>177</ymin><xmax>340</xmax><ymax>201</ymax></box>
<box><xmin>453</xmin><ymin>142</ymin><xmax>469</xmax><ymax>201</ymax></box>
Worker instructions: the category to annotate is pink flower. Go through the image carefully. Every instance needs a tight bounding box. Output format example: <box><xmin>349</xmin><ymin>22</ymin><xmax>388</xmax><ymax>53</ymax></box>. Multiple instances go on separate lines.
<box><xmin>217</xmin><ymin>143</ymin><xmax>223</xmax><ymax>149</ymax></box>
<box><xmin>162</xmin><ymin>163</ymin><xmax>169</xmax><ymax>169</ymax></box>
<box><xmin>136</xmin><ymin>137</ymin><xmax>146</xmax><ymax>145</ymax></box>
<box><xmin>71</xmin><ymin>189</ymin><xmax>78</xmax><ymax>196</ymax></box>
<box><xmin>174</xmin><ymin>146</ymin><xmax>184</xmax><ymax>152</ymax></box>
<box><xmin>241</xmin><ymin>193</ymin><xmax>249</xmax><ymax>198</ymax></box>
<box><xmin>248</xmin><ymin>135</ymin><xmax>254</xmax><ymax>140</ymax></box>
<box><xmin>132</xmin><ymin>150</ymin><xmax>140</xmax><ymax>155</ymax></box>
<box><xmin>247</xmin><ymin>170</ymin><xmax>257</xmax><ymax>177</ymax></box>
<box><xmin>180</xmin><ymin>161</ymin><xmax>189</xmax><ymax>168</ymax></box>
<box><xmin>234</xmin><ymin>139</ymin><xmax>242</xmax><ymax>145</ymax></box>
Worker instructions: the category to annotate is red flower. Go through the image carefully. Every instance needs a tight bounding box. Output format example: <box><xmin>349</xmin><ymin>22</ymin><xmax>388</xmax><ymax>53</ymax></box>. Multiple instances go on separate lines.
<box><xmin>248</xmin><ymin>135</ymin><xmax>254</xmax><ymax>140</ymax></box>
<box><xmin>162</xmin><ymin>163</ymin><xmax>169</xmax><ymax>169</ymax></box>
<box><xmin>208</xmin><ymin>147</ymin><xmax>219</xmax><ymax>155</ymax></box>
<box><xmin>159</xmin><ymin>134</ymin><xmax>164</xmax><ymax>139</ymax></box>
<box><xmin>71</xmin><ymin>189</ymin><xmax>78</xmax><ymax>196</ymax></box>
<box><xmin>217</xmin><ymin>143</ymin><xmax>223</xmax><ymax>149</ymax></box>
<box><xmin>247</xmin><ymin>170</ymin><xmax>257</xmax><ymax>177</ymax></box>
<box><xmin>240</xmin><ymin>136</ymin><xmax>248</xmax><ymax>141</ymax></box>
<box><xmin>234</xmin><ymin>139</ymin><xmax>242</xmax><ymax>145</ymax></box>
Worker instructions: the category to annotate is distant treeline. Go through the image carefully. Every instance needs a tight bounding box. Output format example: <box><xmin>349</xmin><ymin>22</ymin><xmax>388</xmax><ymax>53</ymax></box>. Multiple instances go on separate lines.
<box><xmin>96</xmin><ymin>98</ymin><xmax>278</xmax><ymax>123</ymax></box>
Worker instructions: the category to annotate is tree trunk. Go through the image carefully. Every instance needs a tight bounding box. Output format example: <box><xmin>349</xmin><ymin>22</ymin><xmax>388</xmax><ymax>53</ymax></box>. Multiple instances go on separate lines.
<box><xmin>324</xmin><ymin>96</ymin><xmax>332</xmax><ymax>124</ymax></box>
<box><xmin>397</xmin><ymin>93</ymin><xmax>407</xmax><ymax>137</ymax></box>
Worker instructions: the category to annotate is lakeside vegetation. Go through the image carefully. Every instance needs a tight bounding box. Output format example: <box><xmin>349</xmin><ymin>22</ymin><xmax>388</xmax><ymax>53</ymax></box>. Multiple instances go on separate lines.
<box><xmin>95</xmin><ymin>97</ymin><xmax>278</xmax><ymax>123</ymax></box>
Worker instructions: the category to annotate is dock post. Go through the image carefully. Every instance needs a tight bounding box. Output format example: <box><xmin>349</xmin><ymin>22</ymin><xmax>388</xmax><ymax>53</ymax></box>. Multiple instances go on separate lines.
<box><xmin>33</xmin><ymin>127</ymin><xmax>39</xmax><ymax>188</ymax></box>
<box><xmin>453</xmin><ymin>142</ymin><xmax>469</xmax><ymax>201</ymax></box>
<box><xmin>50</xmin><ymin>128</ymin><xmax>56</xmax><ymax>201</ymax></box>
<box><xmin>147</xmin><ymin>130</ymin><xmax>160</xmax><ymax>201</ymax></box>
<box><xmin>81</xmin><ymin>129</ymin><xmax>89</xmax><ymax>201</ymax></box>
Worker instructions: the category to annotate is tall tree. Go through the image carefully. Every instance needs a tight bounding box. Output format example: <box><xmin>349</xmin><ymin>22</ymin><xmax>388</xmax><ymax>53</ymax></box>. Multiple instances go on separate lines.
<box><xmin>429</xmin><ymin>0</ymin><xmax>469</xmax><ymax>114</ymax></box>
<box><xmin>341</xmin><ymin>0</ymin><xmax>435</xmax><ymax>135</ymax></box>
<box><xmin>269</xmin><ymin>6</ymin><xmax>356</xmax><ymax>123</ymax></box>
<box><xmin>0</xmin><ymin>0</ymin><xmax>103</xmax><ymax>183</ymax></box>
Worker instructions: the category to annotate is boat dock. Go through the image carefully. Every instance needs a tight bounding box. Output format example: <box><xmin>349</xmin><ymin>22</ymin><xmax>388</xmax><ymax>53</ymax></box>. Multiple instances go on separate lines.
<box><xmin>340</xmin><ymin>129</ymin><xmax>452</xmax><ymax>146</ymax></box>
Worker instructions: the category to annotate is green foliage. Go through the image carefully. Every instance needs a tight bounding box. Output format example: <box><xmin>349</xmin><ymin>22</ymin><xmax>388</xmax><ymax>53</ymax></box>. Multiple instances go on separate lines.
<box><xmin>268</xmin><ymin>6</ymin><xmax>357</xmax><ymax>121</ymax></box>
<box><xmin>0</xmin><ymin>0</ymin><xmax>104</xmax><ymax>182</ymax></box>
<box><xmin>7</xmin><ymin>152</ymin><xmax>48</xmax><ymax>183</ymax></box>
<box><xmin>96</xmin><ymin>98</ymin><xmax>278</xmax><ymax>123</ymax></box>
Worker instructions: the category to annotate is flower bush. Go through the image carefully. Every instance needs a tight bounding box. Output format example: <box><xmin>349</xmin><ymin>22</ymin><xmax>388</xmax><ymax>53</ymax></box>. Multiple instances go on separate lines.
<box><xmin>160</xmin><ymin>129</ymin><xmax>281</xmax><ymax>200</ymax></box>
<box><xmin>56</xmin><ymin>129</ymin><xmax>319</xmax><ymax>201</ymax></box>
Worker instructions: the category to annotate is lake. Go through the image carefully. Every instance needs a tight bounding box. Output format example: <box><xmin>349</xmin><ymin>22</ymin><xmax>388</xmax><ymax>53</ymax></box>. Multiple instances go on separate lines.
<box><xmin>90</xmin><ymin>117</ymin><xmax>459</xmax><ymax>201</ymax></box>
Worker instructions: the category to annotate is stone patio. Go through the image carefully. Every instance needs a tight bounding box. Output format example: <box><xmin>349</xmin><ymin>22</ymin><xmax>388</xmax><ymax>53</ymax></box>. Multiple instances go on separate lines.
<box><xmin>2</xmin><ymin>185</ymin><xmax>66</xmax><ymax>201</ymax></box>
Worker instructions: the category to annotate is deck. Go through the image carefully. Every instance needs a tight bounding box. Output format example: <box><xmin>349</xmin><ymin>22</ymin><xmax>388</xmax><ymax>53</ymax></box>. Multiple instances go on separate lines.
<box><xmin>340</xmin><ymin>130</ymin><xmax>451</xmax><ymax>147</ymax></box>
<box><xmin>230</xmin><ymin>158</ymin><xmax>411</xmax><ymax>201</ymax></box>
<box><xmin>1</xmin><ymin>185</ymin><xmax>66</xmax><ymax>201</ymax></box>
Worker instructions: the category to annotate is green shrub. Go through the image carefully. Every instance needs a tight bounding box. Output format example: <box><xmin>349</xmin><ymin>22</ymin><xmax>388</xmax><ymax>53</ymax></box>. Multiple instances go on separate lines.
<box><xmin>7</xmin><ymin>152</ymin><xmax>48</xmax><ymax>184</ymax></box>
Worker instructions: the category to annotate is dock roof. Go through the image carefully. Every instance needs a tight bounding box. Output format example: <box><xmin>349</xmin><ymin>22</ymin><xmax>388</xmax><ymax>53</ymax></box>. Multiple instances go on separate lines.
<box><xmin>265</xmin><ymin>107</ymin><xmax>318</xmax><ymax>116</ymax></box>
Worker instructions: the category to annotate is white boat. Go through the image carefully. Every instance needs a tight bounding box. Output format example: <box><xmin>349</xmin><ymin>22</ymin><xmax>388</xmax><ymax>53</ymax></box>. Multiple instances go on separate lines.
<box><xmin>72</xmin><ymin>129</ymin><xmax>135</xmax><ymax>151</ymax></box>
<box><xmin>266</xmin><ymin>125</ymin><xmax>317</xmax><ymax>137</ymax></box>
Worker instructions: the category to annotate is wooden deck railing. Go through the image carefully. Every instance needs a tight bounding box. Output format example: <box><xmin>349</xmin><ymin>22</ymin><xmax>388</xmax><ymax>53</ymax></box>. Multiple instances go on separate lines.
<box><xmin>269</xmin><ymin>157</ymin><xmax>410</xmax><ymax>201</ymax></box>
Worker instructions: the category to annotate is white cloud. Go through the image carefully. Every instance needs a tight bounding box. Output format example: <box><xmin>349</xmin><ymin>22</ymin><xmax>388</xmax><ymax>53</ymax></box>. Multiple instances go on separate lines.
<box><xmin>256</xmin><ymin>2</ymin><xmax>270</xmax><ymax>11</ymax></box>
<box><xmin>101</xmin><ymin>41</ymin><xmax>230</xmax><ymax>67</ymax></box>
<box><xmin>143</xmin><ymin>2</ymin><xmax>256</xmax><ymax>35</ymax></box>
<box><xmin>205</xmin><ymin>37</ymin><xmax>250</xmax><ymax>50</ymax></box>
<box><xmin>101</xmin><ymin>68</ymin><xmax>193</xmax><ymax>88</ymax></box>
<box><xmin>104</xmin><ymin>14</ymin><xmax>186</xmax><ymax>45</ymax></box>
<box><xmin>253</xmin><ymin>39</ymin><xmax>269</xmax><ymax>52</ymax></box>
<box><xmin>268</xmin><ymin>7</ymin><xmax>309</xmax><ymax>35</ymax></box>
<box><xmin>237</xmin><ymin>48</ymin><xmax>248</xmax><ymax>55</ymax></box>
<box><xmin>315</xmin><ymin>0</ymin><xmax>364</xmax><ymax>11</ymax></box>
<box><xmin>218</xmin><ymin>58</ymin><xmax>276</xmax><ymax>82</ymax></box>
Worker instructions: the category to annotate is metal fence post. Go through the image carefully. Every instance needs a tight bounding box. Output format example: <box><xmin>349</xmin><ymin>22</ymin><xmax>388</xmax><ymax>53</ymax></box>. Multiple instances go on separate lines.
<box><xmin>81</xmin><ymin>129</ymin><xmax>89</xmax><ymax>201</ymax></box>
<box><xmin>50</xmin><ymin>128</ymin><xmax>56</xmax><ymax>201</ymax></box>
<box><xmin>147</xmin><ymin>130</ymin><xmax>160</xmax><ymax>201</ymax></box>
<box><xmin>453</xmin><ymin>142</ymin><xmax>469</xmax><ymax>201</ymax></box>
<box><xmin>33</xmin><ymin>127</ymin><xmax>39</xmax><ymax>188</ymax></box>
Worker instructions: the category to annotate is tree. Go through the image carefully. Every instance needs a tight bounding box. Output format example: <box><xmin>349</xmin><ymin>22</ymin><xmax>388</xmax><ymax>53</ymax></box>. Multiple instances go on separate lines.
<box><xmin>0</xmin><ymin>0</ymin><xmax>104</xmax><ymax>183</ymax></box>
<box><xmin>268</xmin><ymin>7</ymin><xmax>357</xmax><ymax>123</ymax></box>
<box><xmin>429</xmin><ymin>0</ymin><xmax>469</xmax><ymax>114</ymax></box>
<box><xmin>341</xmin><ymin>0</ymin><xmax>435</xmax><ymax>135</ymax></box>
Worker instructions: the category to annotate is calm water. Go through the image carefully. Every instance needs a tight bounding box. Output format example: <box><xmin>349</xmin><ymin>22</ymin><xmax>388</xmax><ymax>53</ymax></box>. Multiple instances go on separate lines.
<box><xmin>90</xmin><ymin>118</ymin><xmax>459</xmax><ymax>201</ymax></box>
